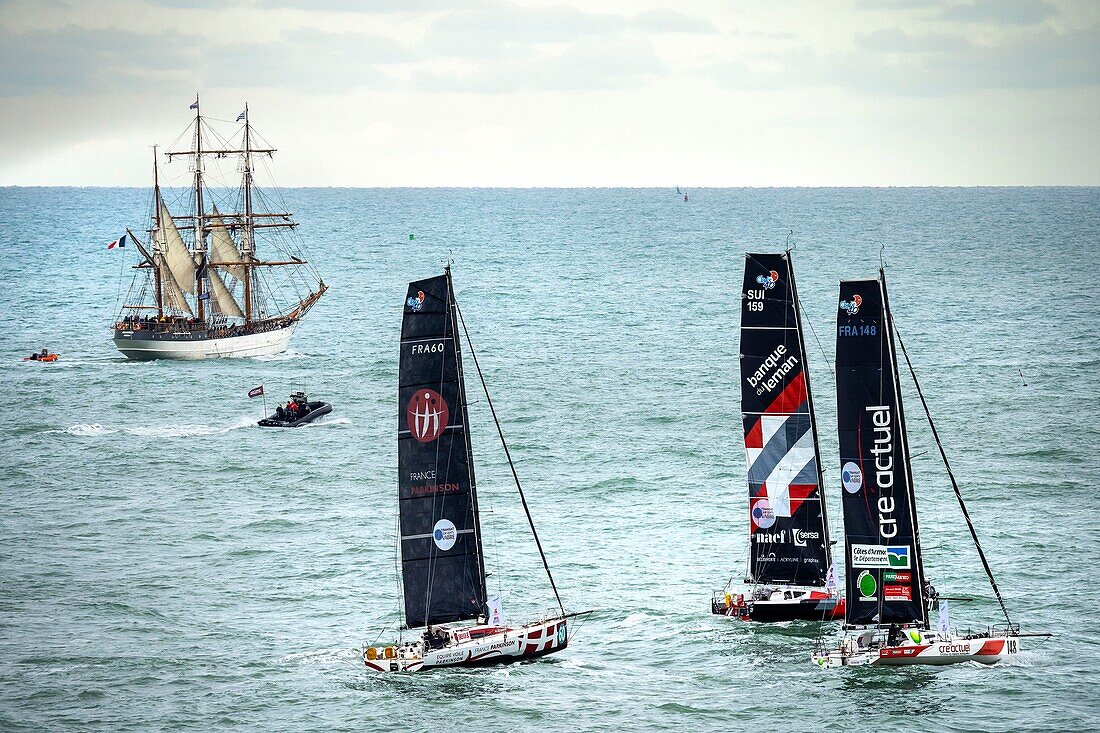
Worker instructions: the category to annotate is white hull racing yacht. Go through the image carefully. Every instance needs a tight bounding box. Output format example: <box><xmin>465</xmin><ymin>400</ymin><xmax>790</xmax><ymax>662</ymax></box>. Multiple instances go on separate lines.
<box><xmin>812</xmin><ymin>268</ymin><xmax>1044</xmax><ymax>669</ymax></box>
<box><xmin>364</xmin><ymin>267</ymin><xmax>586</xmax><ymax>673</ymax></box>
<box><xmin>111</xmin><ymin>97</ymin><xmax>326</xmax><ymax>361</ymax></box>
<box><xmin>713</xmin><ymin>251</ymin><xmax>843</xmax><ymax>623</ymax></box>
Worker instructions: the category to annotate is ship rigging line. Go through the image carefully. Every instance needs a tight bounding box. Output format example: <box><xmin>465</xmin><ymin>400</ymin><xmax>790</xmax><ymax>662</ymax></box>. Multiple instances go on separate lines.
<box><xmin>454</xmin><ymin>299</ymin><xmax>566</xmax><ymax>618</ymax></box>
<box><xmin>893</xmin><ymin>325</ymin><xmax>1013</xmax><ymax>627</ymax></box>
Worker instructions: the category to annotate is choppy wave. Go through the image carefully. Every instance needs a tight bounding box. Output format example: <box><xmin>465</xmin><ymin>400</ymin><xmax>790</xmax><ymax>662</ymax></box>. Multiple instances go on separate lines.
<box><xmin>52</xmin><ymin>416</ymin><xmax>256</xmax><ymax>438</ymax></box>
<box><xmin>60</xmin><ymin>423</ymin><xmax>119</xmax><ymax>436</ymax></box>
<box><xmin>278</xmin><ymin>647</ymin><xmax>360</xmax><ymax>666</ymax></box>
<box><xmin>254</xmin><ymin>350</ymin><xmax>307</xmax><ymax>362</ymax></box>
<box><xmin>306</xmin><ymin>416</ymin><xmax>350</xmax><ymax>427</ymax></box>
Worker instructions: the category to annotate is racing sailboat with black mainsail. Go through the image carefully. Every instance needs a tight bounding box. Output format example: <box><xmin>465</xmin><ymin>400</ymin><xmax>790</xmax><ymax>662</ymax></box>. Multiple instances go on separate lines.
<box><xmin>713</xmin><ymin>251</ymin><xmax>843</xmax><ymax>622</ymax></box>
<box><xmin>812</xmin><ymin>268</ymin><xmax>1029</xmax><ymax>667</ymax></box>
<box><xmin>364</xmin><ymin>266</ymin><xmax>583</xmax><ymax>673</ymax></box>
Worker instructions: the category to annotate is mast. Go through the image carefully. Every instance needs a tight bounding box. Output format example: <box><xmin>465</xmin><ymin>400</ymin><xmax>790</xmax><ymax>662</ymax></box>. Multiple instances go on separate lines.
<box><xmin>242</xmin><ymin>103</ymin><xmax>254</xmax><ymax>326</ymax></box>
<box><xmin>192</xmin><ymin>94</ymin><xmax>205</xmax><ymax>323</ymax></box>
<box><xmin>879</xmin><ymin>268</ymin><xmax>928</xmax><ymax>628</ymax></box>
<box><xmin>155</xmin><ymin>100</ymin><xmax>327</xmax><ymax>330</ymax></box>
<box><xmin>788</xmin><ymin>249</ymin><xmax>833</xmax><ymax>566</ymax></box>
<box><xmin>447</xmin><ymin>267</ymin><xmax>489</xmax><ymax>596</ymax></box>
<box><xmin>152</xmin><ymin>146</ymin><xmax>163</xmax><ymax>320</ymax></box>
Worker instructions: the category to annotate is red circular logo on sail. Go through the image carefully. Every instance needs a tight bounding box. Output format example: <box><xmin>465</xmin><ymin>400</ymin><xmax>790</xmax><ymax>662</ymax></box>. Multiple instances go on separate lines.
<box><xmin>407</xmin><ymin>389</ymin><xmax>449</xmax><ymax>442</ymax></box>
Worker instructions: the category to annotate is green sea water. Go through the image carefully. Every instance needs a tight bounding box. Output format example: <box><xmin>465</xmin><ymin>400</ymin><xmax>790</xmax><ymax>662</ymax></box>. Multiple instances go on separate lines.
<box><xmin>1</xmin><ymin>187</ymin><xmax>1097</xmax><ymax>731</ymax></box>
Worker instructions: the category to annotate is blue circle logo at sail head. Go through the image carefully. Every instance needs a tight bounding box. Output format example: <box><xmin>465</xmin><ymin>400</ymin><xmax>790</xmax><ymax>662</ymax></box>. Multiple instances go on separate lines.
<box><xmin>755</xmin><ymin>270</ymin><xmax>779</xmax><ymax>290</ymax></box>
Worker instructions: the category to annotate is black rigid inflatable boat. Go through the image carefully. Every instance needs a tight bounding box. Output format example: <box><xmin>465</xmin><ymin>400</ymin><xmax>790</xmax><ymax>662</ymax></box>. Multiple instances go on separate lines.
<box><xmin>258</xmin><ymin>395</ymin><xmax>332</xmax><ymax>428</ymax></box>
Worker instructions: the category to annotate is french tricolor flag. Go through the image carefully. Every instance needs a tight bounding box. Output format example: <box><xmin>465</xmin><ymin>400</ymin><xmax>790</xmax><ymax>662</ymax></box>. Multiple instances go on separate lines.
<box><xmin>107</xmin><ymin>234</ymin><xmax>127</xmax><ymax>250</ymax></box>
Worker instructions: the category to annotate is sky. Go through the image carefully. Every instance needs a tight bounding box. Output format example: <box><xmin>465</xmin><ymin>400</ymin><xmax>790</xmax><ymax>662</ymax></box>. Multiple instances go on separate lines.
<box><xmin>0</xmin><ymin>0</ymin><xmax>1097</xmax><ymax>186</ymax></box>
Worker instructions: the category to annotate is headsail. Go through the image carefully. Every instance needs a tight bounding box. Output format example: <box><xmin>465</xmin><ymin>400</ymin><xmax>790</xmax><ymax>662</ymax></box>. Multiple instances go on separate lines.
<box><xmin>206</xmin><ymin>269</ymin><xmax>244</xmax><ymax>318</ymax></box>
<box><xmin>835</xmin><ymin>274</ymin><xmax>927</xmax><ymax>627</ymax></box>
<box><xmin>741</xmin><ymin>253</ymin><xmax>832</xmax><ymax>587</ymax></box>
<box><xmin>161</xmin><ymin>267</ymin><xmax>194</xmax><ymax>316</ymax></box>
<box><xmin>398</xmin><ymin>272</ymin><xmax>487</xmax><ymax>629</ymax></box>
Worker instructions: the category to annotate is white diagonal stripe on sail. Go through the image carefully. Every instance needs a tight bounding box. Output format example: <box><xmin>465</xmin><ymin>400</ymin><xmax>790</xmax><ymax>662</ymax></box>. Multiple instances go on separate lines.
<box><xmin>762</xmin><ymin>428</ymin><xmax>816</xmax><ymax>517</ymax></box>
<box><xmin>759</xmin><ymin>414</ymin><xmax>786</xmax><ymax>448</ymax></box>
<box><xmin>746</xmin><ymin>414</ymin><xmax>810</xmax><ymax>490</ymax></box>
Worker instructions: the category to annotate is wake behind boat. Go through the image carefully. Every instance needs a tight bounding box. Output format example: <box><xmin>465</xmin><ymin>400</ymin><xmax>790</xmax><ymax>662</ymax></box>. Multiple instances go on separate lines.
<box><xmin>363</xmin><ymin>266</ymin><xmax>586</xmax><ymax>673</ymax></box>
<box><xmin>111</xmin><ymin>97</ymin><xmax>326</xmax><ymax>360</ymax></box>
<box><xmin>812</xmin><ymin>268</ymin><xmax>1043</xmax><ymax>668</ymax></box>
<box><xmin>713</xmin><ymin>251</ymin><xmax>843</xmax><ymax>623</ymax></box>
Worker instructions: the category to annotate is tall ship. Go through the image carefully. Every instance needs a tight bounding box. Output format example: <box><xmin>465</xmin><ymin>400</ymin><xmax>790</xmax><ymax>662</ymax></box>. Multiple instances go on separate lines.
<box><xmin>713</xmin><ymin>251</ymin><xmax>843</xmax><ymax>622</ymax></box>
<box><xmin>112</xmin><ymin>98</ymin><xmax>326</xmax><ymax>360</ymax></box>
<box><xmin>812</xmin><ymin>268</ymin><xmax>1038</xmax><ymax>667</ymax></box>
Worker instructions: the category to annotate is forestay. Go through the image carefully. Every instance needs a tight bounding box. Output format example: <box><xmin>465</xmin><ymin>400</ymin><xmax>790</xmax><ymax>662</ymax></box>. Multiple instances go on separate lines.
<box><xmin>741</xmin><ymin>253</ymin><xmax>832</xmax><ymax>587</ymax></box>
<box><xmin>835</xmin><ymin>275</ymin><xmax>927</xmax><ymax>627</ymax></box>
<box><xmin>398</xmin><ymin>272</ymin><xmax>487</xmax><ymax>629</ymax></box>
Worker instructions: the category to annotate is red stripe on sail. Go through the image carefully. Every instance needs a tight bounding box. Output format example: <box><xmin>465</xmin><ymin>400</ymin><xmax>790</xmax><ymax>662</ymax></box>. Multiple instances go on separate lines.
<box><xmin>787</xmin><ymin>484</ymin><xmax>818</xmax><ymax>515</ymax></box>
<box><xmin>745</xmin><ymin>418</ymin><xmax>763</xmax><ymax>449</ymax></box>
<box><xmin>764</xmin><ymin>372</ymin><xmax>806</xmax><ymax>414</ymax></box>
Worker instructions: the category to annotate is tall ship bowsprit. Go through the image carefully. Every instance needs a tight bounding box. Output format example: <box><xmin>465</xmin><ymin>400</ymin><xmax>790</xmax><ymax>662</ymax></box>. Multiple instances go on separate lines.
<box><xmin>712</xmin><ymin>251</ymin><xmax>844</xmax><ymax>623</ymax></box>
<box><xmin>112</xmin><ymin>97</ymin><xmax>326</xmax><ymax>360</ymax></box>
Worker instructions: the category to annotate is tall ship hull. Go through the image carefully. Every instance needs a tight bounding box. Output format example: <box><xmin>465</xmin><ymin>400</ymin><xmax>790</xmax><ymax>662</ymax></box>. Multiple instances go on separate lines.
<box><xmin>113</xmin><ymin>321</ymin><xmax>296</xmax><ymax>360</ymax></box>
<box><xmin>111</xmin><ymin>97</ymin><xmax>325</xmax><ymax>361</ymax></box>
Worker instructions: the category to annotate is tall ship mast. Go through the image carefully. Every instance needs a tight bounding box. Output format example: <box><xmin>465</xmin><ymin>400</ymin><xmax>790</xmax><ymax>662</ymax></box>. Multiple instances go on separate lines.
<box><xmin>112</xmin><ymin>97</ymin><xmax>326</xmax><ymax>360</ymax></box>
<box><xmin>713</xmin><ymin>250</ymin><xmax>843</xmax><ymax>622</ymax></box>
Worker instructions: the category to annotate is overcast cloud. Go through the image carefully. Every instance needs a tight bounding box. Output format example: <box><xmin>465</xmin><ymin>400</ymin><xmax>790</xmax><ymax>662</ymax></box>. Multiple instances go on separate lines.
<box><xmin>0</xmin><ymin>0</ymin><xmax>1096</xmax><ymax>185</ymax></box>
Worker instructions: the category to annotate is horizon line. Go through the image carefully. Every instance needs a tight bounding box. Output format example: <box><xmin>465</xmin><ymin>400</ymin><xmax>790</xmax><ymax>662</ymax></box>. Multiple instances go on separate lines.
<box><xmin>2</xmin><ymin>184</ymin><xmax>1098</xmax><ymax>190</ymax></box>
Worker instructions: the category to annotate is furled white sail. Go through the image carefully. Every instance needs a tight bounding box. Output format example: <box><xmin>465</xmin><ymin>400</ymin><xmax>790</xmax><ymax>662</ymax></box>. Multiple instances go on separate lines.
<box><xmin>159</xmin><ymin>202</ymin><xmax>197</xmax><ymax>295</ymax></box>
<box><xmin>207</xmin><ymin>270</ymin><xmax>244</xmax><ymax>318</ymax></box>
<box><xmin>208</xmin><ymin>206</ymin><xmax>247</xmax><ymax>282</ymax></box>
<box><xmin>161</xmin><ymin>267</ymin><xmax>194</xmax><ymax>316</ymax></box>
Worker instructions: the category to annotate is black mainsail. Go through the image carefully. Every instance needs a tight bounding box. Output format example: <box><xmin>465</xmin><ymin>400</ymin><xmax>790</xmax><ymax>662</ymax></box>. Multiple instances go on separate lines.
<box><xmin>398</xmin><ymin>271</ymin><xmax>487</xmax><ymax>629</ymax></box>
<box><xmin>835</xmin><ymin>272</ymin><xmax>927</xmax><ymax>627</ymax></box>
<box><xmin>741</xmin><ymin>253</ymin><xmax>832</xmax><ymax>588</ymax></box>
